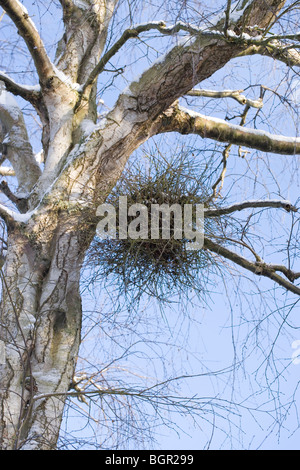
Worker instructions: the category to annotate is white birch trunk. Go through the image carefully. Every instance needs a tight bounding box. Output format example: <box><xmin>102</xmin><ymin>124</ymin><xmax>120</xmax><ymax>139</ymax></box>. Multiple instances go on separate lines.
<box><xmin>0</xmin><ymin>211</ymin><xmax>89</xmax><ymax>449</ymax></box>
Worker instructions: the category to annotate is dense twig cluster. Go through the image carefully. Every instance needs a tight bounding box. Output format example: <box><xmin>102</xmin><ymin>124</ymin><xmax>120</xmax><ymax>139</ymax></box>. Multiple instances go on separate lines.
<box><xmin>86</xmin><ymin>151</ymin><xmax>223</xmax><ymax>305</ymax></box>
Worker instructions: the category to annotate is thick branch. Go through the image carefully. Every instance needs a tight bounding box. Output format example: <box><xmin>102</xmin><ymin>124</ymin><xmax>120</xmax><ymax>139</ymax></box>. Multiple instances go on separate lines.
<box><xmin>56</xmin><ymin>2</ymin><xmax>296</xmax><ymax>217</ymax></box>
<box><xmin>0</xmin><ymin>0</ymin><xmax>54</xmax><ymax>83</ymax></box>
<box><xmin>155</xmin><ymin>104</ymin><xmax>300</xmax><ymax>155</ymax></box>
<box><xmin>84</xmin><ymin>2</ymin><xmax>293</xmax><ymax>94</ymax></box>
<box><xmin>53</xmin><ymin>1</ymin><xmax>293</xmax><ymax>206</ymax></box>
<box><xmin>204</xmin><ymin>237</ymin><xmax>300</xmax><ymax>296</ymax></box>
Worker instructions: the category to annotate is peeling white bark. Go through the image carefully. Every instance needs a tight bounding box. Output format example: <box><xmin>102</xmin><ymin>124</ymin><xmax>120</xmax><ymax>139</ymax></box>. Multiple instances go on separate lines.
<box><xmin>154</xmin><ymin>104</ymin><xmax>300</xmax><ymax>155</ymax></box>
<box><xmin>0</xmin><ymin>82</ymin><xmax>41</xmax><ymax>193</ymax></box>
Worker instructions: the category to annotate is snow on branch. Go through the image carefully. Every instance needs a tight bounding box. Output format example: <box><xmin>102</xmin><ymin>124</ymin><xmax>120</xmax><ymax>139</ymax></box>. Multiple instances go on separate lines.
<box><xmin>186</xmin><ymin>88</ymin><xmax>263</xmax><ymax>108</ymax></box>
<box><xmin>255</xmin><ymin>32</ymin><xmax>300</xmax><ymax>44</ymax></box>
<box><xmin>71</xmin><ymin>0</ymin><xmax>298</xmax><ymax>107</ymax></box>
<box><xmin>155</xmin><ymin>104</ymin><xmax>300</xmax><ymax>156</ymax></box>
<box><xmin>210</xmin><ymin>0</ymin><xmax>251</xmax><ymax>31</ymax></box>
<box><xmin>83</xmin><ymin>1</ymin><xmax>296</xmax><ymax>93</ymax></box>
<box><xmin>0</xmin><ymin>0</ymin><xmax>54</xmax><ymax>84</ymax></box>
<box><xmin>0</xmin><ymin>201</ymin><xmax>32</xmax><ymax>225</ymax></box>
<box><xmin>0</xmin><ymin>166</ymin><xmax>15</xmax><ymax>177</ymax></box>
<box><xmin>0</xmin><ymin>82</ymin><xmax>41</xmax><ymax>193</ymax></box>
<box><xmin>0</xmin><ymin>71</ymin><xmax>41</xmax><ymax>103</ymax></box>
<box><xmin>208</xmin><ymin>0</ymin><xmax>300</xmax><ymax>66</ymax></box>
<box><xmin>238</xmin><ymin>40</ymin><xmax>300</xmax><ymax>68</ymax></box>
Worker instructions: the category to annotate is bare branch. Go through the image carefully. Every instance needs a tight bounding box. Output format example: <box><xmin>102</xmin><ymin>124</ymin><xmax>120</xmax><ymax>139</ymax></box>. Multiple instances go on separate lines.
<box><xmin>0</xmin><ymin>0</ymin><xmax>54</xmax><ymax>84</ymax></box>
<box><xmin>256</xmin><ymin>32</ymin><xmax>300</xmax><ymax>44</ymax></box>
<box><xmin>208</xmin><ymin>104</ymin><xmax>252</xmax><ymax>202</ymax></box>
<box><xmin>204</xmin><ymin>199</ymin><xmax>297</xmax><ymax>217</ymax></box>
<box><xmin>204</xmin><ymin>237</ymin><xmax>300</xmax><ymax>296</ymax></box>
<box><xmin>263</xmin><ymin>0</ymin><xmax>300</xmax><ymax>34</ymax></box>
<box><xmin>224</xmin><ymin>0</ymin><xmax>232</xmax><ymax>34</ymax></box>
<box><xmin>209</xmin><ymin>144</ymin><xmax>231</xmax><ymax>201</ymax></box>
<box><xmin>154</xmin><ymin>103</ymin><xmax>300</xmax><ymax>155</ymax></box>
<box><xmin>256</xmin><ymin>262</ymin><xmax>300</xmax><ymax>282</ymax></box>
<box><xmin>186</xmin><ymin>88</ymin><xmax>263</xmax><ymax>109</ymax></box>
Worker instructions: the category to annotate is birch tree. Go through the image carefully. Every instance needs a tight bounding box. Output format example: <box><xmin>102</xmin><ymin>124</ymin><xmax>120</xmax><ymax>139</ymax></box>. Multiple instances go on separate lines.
<box><xmin>0</xmin><ymin>0</ymin><xmax>299</xmax><ymax>450</ymax></box>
